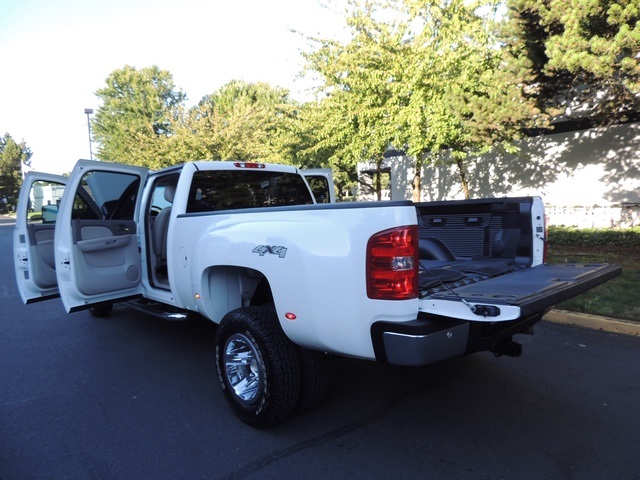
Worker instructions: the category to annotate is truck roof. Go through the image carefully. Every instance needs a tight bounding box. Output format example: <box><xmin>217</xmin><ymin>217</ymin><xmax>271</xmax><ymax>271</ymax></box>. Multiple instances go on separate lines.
<box><xmin>152</xmin><ymin>160</ymin><xmax>299</xmax><ymax>176</ymax></box>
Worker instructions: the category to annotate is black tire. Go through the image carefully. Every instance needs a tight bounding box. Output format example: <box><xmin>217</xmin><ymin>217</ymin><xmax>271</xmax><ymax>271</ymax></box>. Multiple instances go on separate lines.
<box><xmin>89</xmin><ymin>304</ymin><xmax>113</xmax><ymax>317</ymax></box>
<box><xmin>215</xmin><ymin>306</ymin><xmax>301</xmax><ymax>427</ymax></box>
<box><xmin>296</xmin><ymin>347</ymin><xmax>332</xmax><ymax>412</ymax></box>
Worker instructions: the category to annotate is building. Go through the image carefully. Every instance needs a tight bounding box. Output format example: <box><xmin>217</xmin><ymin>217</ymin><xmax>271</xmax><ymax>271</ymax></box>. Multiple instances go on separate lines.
<box><xmin>29</xmin><ymin>182</ymin><xmax>65</xmax><ymax>213</ymax></box>
<box><xmin>358</xmin><ymin>121</ymin><xmax>640</xmax><ymax>228</ymax></box>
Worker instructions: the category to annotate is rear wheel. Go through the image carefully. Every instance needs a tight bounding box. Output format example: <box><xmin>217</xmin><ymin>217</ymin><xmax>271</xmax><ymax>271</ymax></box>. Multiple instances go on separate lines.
<box><xmin>215</xmin><ymin>306</ymin><xmax>300</xmax><ymax>427</ymax></box>
<box><xmin>296</xmin><ymin>347</ymin><xmax>331</xmax><ymax>412</ymax></box>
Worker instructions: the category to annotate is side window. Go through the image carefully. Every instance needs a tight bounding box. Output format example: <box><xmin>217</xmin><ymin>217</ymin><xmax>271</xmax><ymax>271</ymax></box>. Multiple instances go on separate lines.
<box><xmin>305</xmin><ymin>175</ymin><xmax>331</xmax><ymax>204</ymax></box>
<box><xmin>148</xmin><ymin>174</ymin><xmax>179</xmax><ymax>216</ymax></box>
<box><xmin>26</xmin><ymin>181</ymin><xmax>66</xmax><ymax>224</ymax></box>
<box><xmin>71</xmin><ymin>171</ymin><xmax>140</xmax><ymax>220</ymax></box>
<box><xmin>186</xmin><ymin>170</ymin><xmax>313</xmax><ymax>213</ymax></box>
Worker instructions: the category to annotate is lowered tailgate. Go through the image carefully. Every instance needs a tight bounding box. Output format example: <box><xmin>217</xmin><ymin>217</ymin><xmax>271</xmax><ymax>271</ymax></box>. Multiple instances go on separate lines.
<box><xmin>420</xmin><ymin>263</ymin><xmax>621</xmax><ymax>320</ymax></box>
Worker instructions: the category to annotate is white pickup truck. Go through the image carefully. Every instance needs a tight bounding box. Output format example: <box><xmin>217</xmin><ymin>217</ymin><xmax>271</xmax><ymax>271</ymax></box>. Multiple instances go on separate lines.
<box><xmin>14</xmin><ymin>160</ymin><xmax>620</xmax><ymax>427</ymax></box>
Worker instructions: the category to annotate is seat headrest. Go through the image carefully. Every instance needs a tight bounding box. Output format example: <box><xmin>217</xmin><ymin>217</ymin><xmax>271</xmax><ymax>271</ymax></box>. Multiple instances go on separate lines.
<box><xmin>164</xmin><ymin>185</ymin><xmax>177</xmax><ymax>203</ymax></box>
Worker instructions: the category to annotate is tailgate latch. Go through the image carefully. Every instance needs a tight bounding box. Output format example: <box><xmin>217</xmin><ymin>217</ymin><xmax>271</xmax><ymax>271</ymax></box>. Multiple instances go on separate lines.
<box><xmin>472</xmin><ymin>304</ymin><xmax>501</xmax><ymax>317</ymax></box>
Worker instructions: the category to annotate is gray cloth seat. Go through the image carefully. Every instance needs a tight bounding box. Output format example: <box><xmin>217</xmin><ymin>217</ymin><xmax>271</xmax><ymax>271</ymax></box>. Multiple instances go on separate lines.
<box><xmin>152</xmin><ymin>185</ymin><xmax>176</xmax><ymax>268</ymax></box>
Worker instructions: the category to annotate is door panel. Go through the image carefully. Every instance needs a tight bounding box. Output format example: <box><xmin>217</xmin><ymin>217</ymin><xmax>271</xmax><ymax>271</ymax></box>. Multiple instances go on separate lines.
<box><xmin>72</xmin><ymin>220</ymin><xmax>140</xmax><ymax>295</ymax></box>
<box><xmin>30</xmin><ymin>226</ymin><xmax>57</xmax><ymax>288</ymax></box>
<box><xmin>56</xmin><ymin>161</ymin><xmax>148</xmax><ymax>312</ymax></box>
<box><xmin>13</xmin><ymin>173</ymin><xmax>67</xmax><ymax>304</ymax></box>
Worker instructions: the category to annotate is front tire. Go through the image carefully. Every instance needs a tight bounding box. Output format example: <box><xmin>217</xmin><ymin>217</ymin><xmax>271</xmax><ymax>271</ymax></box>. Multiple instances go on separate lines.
<box><xmin>215</xmin><ymin>306</ymin><xmax>300</xmax><ymax>427</ymax></box>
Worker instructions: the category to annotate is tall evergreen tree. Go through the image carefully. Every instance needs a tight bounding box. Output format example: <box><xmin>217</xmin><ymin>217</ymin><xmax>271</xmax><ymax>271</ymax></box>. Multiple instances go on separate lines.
<box><xmin>501</xmin><ymin>0</ymin><xmax>640</xmax><ymax>122</ymax></box>
<box><xmin>0</xmin><ymin>133</ymin><xmax>32</xmax><ymax>210</ymax></box>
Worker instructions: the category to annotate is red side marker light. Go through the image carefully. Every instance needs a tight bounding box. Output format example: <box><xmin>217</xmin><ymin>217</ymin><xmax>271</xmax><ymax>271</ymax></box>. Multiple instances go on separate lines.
<box><xmin>285</xmin><ymin>312</ymin><xmax>297</xmax><ymax>320</ymax></box>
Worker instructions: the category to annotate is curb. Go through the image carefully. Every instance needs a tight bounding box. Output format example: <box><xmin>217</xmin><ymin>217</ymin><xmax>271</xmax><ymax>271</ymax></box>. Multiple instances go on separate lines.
<box><xmin>543</xmin><ymin>309</ymin><xmax>640</xmax><ymax>337</ymax></box>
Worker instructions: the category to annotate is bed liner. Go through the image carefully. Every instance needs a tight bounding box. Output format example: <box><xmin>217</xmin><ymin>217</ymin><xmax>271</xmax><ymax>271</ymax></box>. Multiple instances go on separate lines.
<box><xmin>419</xmin><ymin>257</ymin><xmax>621</xmax><ymax>317</ymax></box>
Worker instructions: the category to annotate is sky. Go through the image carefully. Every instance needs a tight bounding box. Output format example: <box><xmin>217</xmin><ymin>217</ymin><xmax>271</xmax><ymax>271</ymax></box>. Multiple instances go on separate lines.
<box><xmin>0</xmin><ymin>0</ymin><xmax>345</xmax><ymax>175</ymax></box>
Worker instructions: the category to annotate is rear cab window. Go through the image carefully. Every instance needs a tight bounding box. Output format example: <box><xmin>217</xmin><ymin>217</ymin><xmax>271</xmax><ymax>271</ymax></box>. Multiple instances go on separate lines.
<box><xmin>186</xmin><ymin>170</ymin><xmax>313</xmax><ymax>213</ymax></box>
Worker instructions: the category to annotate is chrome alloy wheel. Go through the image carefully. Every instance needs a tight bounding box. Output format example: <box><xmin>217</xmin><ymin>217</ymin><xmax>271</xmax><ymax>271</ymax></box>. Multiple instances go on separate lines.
<box><xmin>223</xmin><ymin>332</ymin><xmax>263</xmax><ymax>404</ymax></box>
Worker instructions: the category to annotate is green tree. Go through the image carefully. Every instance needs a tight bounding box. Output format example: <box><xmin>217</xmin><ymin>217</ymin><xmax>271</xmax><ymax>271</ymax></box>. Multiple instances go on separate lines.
<box><xmin>302</xmin><ymin>0</ymin><xmax>409</xmax><ymax>200</ymax></box>
<box><xmin>303</xmin><ymin>0</ymin><xmax>541</xmax><ymax>200</ymax></box>
<box><xmin>92</xmin><ymin>65</ymin><xmax>186</xmax><ymax>168</ymax></box>
<box><xmin>501</xmin><ymin>0</ymin><xmax>640</xmax><ymax>122</ymax></box>
<box><xmin>181</xmin><ymin>80</ymin><xmax>302</xmax><ymax>164</ymax></box>
<box><xmin>293</xmin><ymin>102</ymin><xmax>349</xmax><ymax>197</ymax></box>
<box><xmin>394</xmin><ymin>0</ymin><xmax>543</xmax><ymax>199</ymax></box>
<box><xmin>0</xmin><ymin>133</ymin><xmax>32</xmax><ymax>210</ymax></box>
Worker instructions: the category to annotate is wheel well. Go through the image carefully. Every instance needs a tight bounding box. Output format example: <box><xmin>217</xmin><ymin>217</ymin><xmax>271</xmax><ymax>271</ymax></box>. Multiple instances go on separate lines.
<box><xmin>203</xmin><ymin>266</ymin><xmax>274</xmax><ymax>322</ymax></box>
<box><xmin>250</xmin><ymin>278</ymin><xmax>274</xmax><ymax>306</ymax></box>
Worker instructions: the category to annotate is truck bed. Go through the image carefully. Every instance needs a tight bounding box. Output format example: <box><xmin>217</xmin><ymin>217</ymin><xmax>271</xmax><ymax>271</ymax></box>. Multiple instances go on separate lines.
<box><xmin>415</xmin><ymin>197</ymin><xmax>621</xmax><ymax>318</ymax></box>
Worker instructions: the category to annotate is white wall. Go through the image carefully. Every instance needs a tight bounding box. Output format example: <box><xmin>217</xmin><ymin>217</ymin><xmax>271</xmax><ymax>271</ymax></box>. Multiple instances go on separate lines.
<box><xmin>30</xmin><ymin>184</ymin><xmax>64</xmax><ymax>212</ymax></box>
<box><xmin>382</xmin><ymin>122</ymin><xmax>640</xmax><ymax>227</ymax></box>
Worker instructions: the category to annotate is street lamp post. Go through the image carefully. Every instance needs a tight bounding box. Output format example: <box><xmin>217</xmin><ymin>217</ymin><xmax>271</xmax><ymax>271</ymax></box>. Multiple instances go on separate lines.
<box><xmin>84</xmin><ymin>108</ymin><xmax>94</xmax><ymax>160</ymax></box>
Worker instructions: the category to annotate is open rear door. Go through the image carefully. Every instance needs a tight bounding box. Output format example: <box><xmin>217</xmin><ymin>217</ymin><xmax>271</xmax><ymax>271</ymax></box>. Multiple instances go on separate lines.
<box><xmin>13</xmin><ymin>172</ymin><xmax>67</xmax><ymax>304</ymax></box>
<box><xmin>302</xmin><ymin>168</ymin><xmax>335</xmax><ymax>203</ymax></box>
<box><xmin>55</xmin><ymin>161</ymin><xmax>149</xmax><ymax>312</ymax></box>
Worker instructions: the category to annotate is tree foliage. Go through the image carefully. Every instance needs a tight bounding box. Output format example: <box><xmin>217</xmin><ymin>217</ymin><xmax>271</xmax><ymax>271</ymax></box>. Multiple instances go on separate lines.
<box><xmin>501</xmin><ymin>0</ymin><xmax>640</xmax><ymax>122</ymax></box>
<box><xmin>92</xmin><ymin>71</ymin><xmax>306</xmax><ymax>169</ymax></box>
<box><xmin>0</xmin><ymin>133</ymin><xmax>31</xmax><ymax>209</ymax></box>
<box><xmin>92</xmin><ymin>65</ymin><xmax>186</xmax><ymax>168</ymax></box>
<box><xmin>302</xmin><ymin>0</ymin><xmax>409</xmax><ymax>199</ymax></box>
<box><xmin>181</xmin><ymin>80</ymin><xmax>302</xmax><ymax>164</ymax></box>
<box><xmin>303</xmin><ymin>0</ymin><xmax>542</xmax><ymax>199</ymax></box>
<box><xmin>397</xmin><ymin>0</ymin><xmax>545</xmax><ymax>199</ymax></box>
<box><xmin>83</xmin><ymin>1</ymin><xmax>638</xmax><ymax>200</ymax></box>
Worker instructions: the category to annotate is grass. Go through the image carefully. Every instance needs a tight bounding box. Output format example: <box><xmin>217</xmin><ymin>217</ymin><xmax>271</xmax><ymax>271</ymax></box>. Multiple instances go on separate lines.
<box><xmin>546</xmin><ymin>227</ymin><xmax>640</xmax><ymax>322</ymax></box>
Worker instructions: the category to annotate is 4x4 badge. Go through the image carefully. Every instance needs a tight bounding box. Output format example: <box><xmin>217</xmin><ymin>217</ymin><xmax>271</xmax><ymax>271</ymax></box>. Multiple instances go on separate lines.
<box><xmin>252</xmin><ymin>245</ymin><xmax>288</xmax><ymax>258</ymax></box>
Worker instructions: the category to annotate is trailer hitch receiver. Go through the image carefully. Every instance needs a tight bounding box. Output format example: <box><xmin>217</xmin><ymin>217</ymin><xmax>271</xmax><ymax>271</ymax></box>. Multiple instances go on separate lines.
<box><xmin>492</xmin><ymin>339</ymin><xmax>522</xmax><ymax>358</ymax></box>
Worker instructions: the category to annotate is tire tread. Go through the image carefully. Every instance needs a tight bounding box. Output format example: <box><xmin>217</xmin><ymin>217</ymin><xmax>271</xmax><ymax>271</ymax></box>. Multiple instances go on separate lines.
<box><xmin>216</xmin><ymin>306</ymin><xmax>300</xmax><ymax>427</ymax></box>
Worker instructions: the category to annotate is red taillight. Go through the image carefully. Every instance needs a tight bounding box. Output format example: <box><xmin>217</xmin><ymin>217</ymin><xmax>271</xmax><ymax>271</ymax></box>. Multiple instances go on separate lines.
<box><xmin>234</xmin><ymin>162</ymin><xmax>265</xmax><ymax>169</ymax></box>
<box><xmin>366</xmin><ymin>226</ymin><xmax>419</xmax><ymax>300</ymax></box>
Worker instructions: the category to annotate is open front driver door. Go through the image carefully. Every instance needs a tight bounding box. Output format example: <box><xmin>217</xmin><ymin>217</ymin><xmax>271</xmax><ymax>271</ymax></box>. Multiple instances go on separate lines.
<box><xmin>55</xmin><ymin>160</ymin><xmax>148</xmax><ymax>313</ymax></box>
